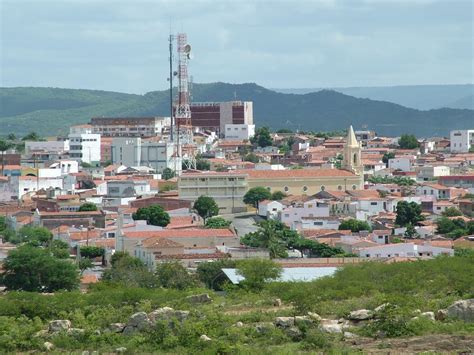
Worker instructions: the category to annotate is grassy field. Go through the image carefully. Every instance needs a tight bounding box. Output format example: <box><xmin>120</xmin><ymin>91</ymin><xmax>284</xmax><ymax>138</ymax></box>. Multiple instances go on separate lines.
<box><xmin>0</xmin><ymin>255</ymin><xmax>473</xmax><ymax>353</ymax></box>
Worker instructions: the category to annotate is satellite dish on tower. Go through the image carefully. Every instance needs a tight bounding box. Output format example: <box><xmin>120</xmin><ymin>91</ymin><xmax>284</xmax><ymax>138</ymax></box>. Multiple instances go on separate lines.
<box><xmin>184</xmin><ymin>44</ymin><xmax>192</xmax><ymax>59</ymax></box>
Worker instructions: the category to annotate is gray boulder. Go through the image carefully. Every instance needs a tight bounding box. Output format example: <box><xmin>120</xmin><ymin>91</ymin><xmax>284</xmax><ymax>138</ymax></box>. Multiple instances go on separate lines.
<box><xmin>48</xmin><ymin>320</ymin><xmax>71</xmax><ymax>333</ymax></box>
<box><xmin>273</xmin><ymin>298</ymin><xmax>282</xmax><ymax>307</ymax></box>
<box><xmin>186</xmin><ymin>293</ymin><xmax>212</xmax><ymax>304</ymax></box>
<box><xmin>122</xmin><ymin>326</ymin><xmax>139</xmax><ymax>336</ymax></box>
<box><xmin>235</xmin><ymin>321</ymin><xmax>244</xmax><ymax>328</ymax></box>
<box><xmin>108</xmin><ymin>323</ymin><xmax>125</xmax><ymax>333</ymax></box>
<box><xmin>319</xmin><ymin>320</ymin><xmax>343</xmax><ymax>334</ymax></box>
<box><xmin>44</xmin><ymin>342</ymin><xmax>54</xmax><ymax>351</ymax></box>
<box><xmin>274</xmin><ymin>317</ymin><xmax>294</xmax><ymax>328</ymax></box>
<box><xmin>347</xmin><ymin>309</ymin><xmax>373</xmax><ymax>321</ymax></box>
<box><xmin>420</xmin><ymin>311</ymin><xmax>435</xmax><ymax>321</ymax></box>
<box><xmin>285</xmin><ymin>326</ymin><xmax>303</xmax><ymax>339</ymax></box>
<box><xmin>148</xmin><ymin>307</ymin><xmax>190</xmax><ymax>325</ymax></box>
<box><xmin>115</xmin><ymin>347</ymin><xmax>127</xmax><ymax>353</ymax></box>
<box><xmin>446</xmin><ymin>299</ymin><xmax>474</xmax><ymax>322</ymax></box>
<box><xmin>127</xmin><ymin>312</ymin><xmax>151</xmax><ymax>331</ymax></box>
<box><xmin>307</xmin><ymin>312</ymin><xmax>322</xmax><ymax>322</ymax></box>
<box><xmin>255</xmin><ymin>322</ymin><xmax>274</xmax><ymax>334</ymax></box>
<box><xmin>374</xmin><ymin>303</ymin><xmax>390</xmax><ymax>313</ymax></box>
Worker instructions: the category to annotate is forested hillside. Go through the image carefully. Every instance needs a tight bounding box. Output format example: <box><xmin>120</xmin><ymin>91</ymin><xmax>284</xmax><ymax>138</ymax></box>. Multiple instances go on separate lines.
<box><xmin>1</xmin><ymin>84</ymin><xmax>473</xmax><ymax>137</ymax></box>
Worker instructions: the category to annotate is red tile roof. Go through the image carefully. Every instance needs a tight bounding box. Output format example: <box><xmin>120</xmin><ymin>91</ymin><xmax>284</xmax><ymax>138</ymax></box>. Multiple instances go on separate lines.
<box><xmin>124</xmin><ymin>228</ymin><xmax>235</xmax><ymax>239</ymax></box>
<box><xmin>236</xmin><ymin>168</ymin><xmax>356</xmax><ymax>179</ymax></box>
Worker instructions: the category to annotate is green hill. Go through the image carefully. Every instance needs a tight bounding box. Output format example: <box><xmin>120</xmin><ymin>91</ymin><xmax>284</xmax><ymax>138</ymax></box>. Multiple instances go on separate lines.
<box><xmin>1</xmin><ymin>83</ymin><xmax>473</xmax><ymax>137</ymax></box>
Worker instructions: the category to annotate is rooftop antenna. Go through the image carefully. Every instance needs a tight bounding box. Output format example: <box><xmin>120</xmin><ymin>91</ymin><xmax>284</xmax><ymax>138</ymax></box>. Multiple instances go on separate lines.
<box><xmin>168</xmin><ymin>32</ymin><xmax>175</xmax><ymax>142</ymax></box>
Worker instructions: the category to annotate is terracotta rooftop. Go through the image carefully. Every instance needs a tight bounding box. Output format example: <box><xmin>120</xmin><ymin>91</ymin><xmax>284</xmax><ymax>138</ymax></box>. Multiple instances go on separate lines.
<box><xmin>123</xmin><ymin>228</ymin><xmax>235</xmax><ymax>239</ymax></box>
<box><xmin>236</xmin><ymin>168</ymin><xmax>356</xmax><ymax>179</ymax></box>
<box><xmin>142</xmin><ymin>237</ymin><xmax>184</xmax><ymax>248</ymax></box>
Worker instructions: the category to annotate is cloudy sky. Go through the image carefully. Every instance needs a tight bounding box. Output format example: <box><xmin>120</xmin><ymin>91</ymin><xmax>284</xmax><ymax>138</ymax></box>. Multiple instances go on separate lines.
<box><xmin>1</xmin><ymin>0</ymin><xmax>472</xmax><ymax>94</ymax></box>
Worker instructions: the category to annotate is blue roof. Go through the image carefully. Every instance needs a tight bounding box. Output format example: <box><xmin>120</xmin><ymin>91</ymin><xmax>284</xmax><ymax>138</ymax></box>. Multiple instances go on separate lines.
<box><xmin>221</xmin><ymin>267</ymin><xmax>337</xmax><ymax>284</ymax></box>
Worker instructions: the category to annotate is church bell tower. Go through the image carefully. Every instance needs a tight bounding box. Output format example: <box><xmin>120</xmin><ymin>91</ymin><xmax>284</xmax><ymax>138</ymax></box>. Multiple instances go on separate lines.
<box><xmin>342</xmin><ymin>125</ymin><xmax>362</xmax><ymax>175</ymax></box>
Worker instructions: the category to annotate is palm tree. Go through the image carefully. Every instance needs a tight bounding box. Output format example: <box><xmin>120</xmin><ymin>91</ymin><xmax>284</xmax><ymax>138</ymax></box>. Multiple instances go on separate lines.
<box><xmin>0</xmin><ymin>139</ymin><xmax>14</xmax><ymax>176</ymax></box>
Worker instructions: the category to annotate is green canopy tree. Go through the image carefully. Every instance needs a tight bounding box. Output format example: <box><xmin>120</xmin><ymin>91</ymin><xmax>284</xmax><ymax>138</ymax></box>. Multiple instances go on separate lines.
<box><xmin>236</xmin><ymin>259</ymin><xmax>282</xmax><ymax>291</ymax></box>
<box><xmin>78</xmin><ymin>202</ymin><xmax>98</xmax><ymax>212</ymax></box>
<box><xmin>395</xmin><ymin>201</ymin><xmax>424</xmax><ymax>227</ymax></box>
<box><xmin>205</xmin><ymin>216</ymin><xmax>231</xmax><ymax>229</ymax></box>
<box><xmin>155</xmin><ymin>261</ymin><xmax>197</xmax><ymax>290</ymax></box>
<box><xmin>197</xmin><ymin>258</ymin><xmax>237</xmax><ymax>290</ymax></box>
<box><xmin>162</xmin><ymin>168</ymin><xmax>175</xmax><ymax>180</ymax></box>
<box><xmin>398</xmin><ymin>134</ymin><xmax>420</xmax><ymax>149</ymax></box>
<box><xmin>271</xmin><ymin>191</ymin><xmax>287</xmax><ymax>201</ymax></box>
<box><xmin>338</xmin><ymin>219</ymin><xmax>372</xmax><ymax>232</ymax></box>
<box><xmin>132</xmin><ymin>205</ymin><xmax>170</xmax><ymax>227</ymax></box>
<box><xmin>193</xmin><ymin>195</ymin><xmax>219</xmax><ymax>223</ymax></box>
<box><xmin>2</xmin><ymin>245</ymin><xmax>79</xmax><ymax>292</ymax></box>
<box><xmin>243</xmin><ymin>186</ymin><xmax>272</xmax><ymax>208</ymax></box>
<box><xmin>251</xmin><ymin>127</ymin><xmax>273</xmax><ymax>148</ymax></box>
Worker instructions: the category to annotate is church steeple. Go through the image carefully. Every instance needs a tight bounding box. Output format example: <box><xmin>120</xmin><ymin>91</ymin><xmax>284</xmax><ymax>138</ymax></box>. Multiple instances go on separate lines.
<box><xmin>342</xmin><ymin>125</ymin><xmax>362</xmax><ymax>175</ymax></box>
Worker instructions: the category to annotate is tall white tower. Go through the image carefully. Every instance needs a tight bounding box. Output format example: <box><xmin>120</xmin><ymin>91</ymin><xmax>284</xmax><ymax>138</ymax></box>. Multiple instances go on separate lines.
<box><xmin>342</xmin><ymin>125</ymin><xmax>362</xmax><ymax>175</ymax></box>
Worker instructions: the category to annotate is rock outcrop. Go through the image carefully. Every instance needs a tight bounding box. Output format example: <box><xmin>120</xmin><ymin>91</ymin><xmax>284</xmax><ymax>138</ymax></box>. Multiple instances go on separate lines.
<box><xmin>446</xmin><ymin>299</ymin><xmax>474</xmax><ymax>323</ymax></box>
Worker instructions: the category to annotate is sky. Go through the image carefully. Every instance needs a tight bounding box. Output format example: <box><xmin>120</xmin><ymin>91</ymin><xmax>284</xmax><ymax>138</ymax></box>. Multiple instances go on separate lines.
<box><xmin>1</xmin><ymin>0</ymin><xmax>473</xmax><ymax>94</ymax></box>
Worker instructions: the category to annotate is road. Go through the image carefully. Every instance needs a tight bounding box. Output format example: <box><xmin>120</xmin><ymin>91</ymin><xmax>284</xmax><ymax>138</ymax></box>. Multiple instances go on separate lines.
<box><xmin>222</xmin><ymin>212</ymin><xmax>262</xmax><ymax>238</ymax></box>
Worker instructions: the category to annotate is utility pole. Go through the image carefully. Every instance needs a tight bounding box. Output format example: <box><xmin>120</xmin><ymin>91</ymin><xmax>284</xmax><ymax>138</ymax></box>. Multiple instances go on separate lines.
<box><xmin>169</xmin><ymin>34</ymin><xmax>174</xmax><ymax>142</ymax></box>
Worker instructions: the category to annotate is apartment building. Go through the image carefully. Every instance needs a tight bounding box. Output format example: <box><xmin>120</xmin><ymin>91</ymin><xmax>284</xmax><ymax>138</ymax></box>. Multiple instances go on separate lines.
<box><xmin>90</xmin><ymin>117</ymin><xmax>170</xmax><ymax>137</ymax></box>
<box><xmin>178</xmin><ymin>171</ymin><xmax>248</xmax><ymax>213</ymax></box>
<box><xmin>68</xmin><ymin>125</ymin><xmax>101</xmax><ymax>164</ymax></box>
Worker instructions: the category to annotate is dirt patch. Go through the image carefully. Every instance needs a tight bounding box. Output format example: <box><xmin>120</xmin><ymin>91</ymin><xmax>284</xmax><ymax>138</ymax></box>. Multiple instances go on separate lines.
<box><xmin>347</xmin><ymin>334</ymin><xmax>474</xmax><ymax>353</ymax></box>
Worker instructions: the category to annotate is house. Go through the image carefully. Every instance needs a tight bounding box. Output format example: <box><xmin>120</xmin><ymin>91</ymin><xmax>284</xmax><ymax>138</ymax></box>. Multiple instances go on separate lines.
<box><xmin>416</xmin><ymin>183</ymin><xmax>452</xmax><ymax>200</ymax></box>
<box><xmin>258</xmin><ymin>200</ymin><xmax>284</xmax><ymax>219</ymax></box>
<box><xmin>417</xmin><ymin>166</ymin><xmax>450</xmax><ymax>181</ymax></box>
<box><xmin>358</xmin><ymin>243</ymin><xmax>454</xmax><ymax>258</ymax></box>
<box><xmin>280</xmin><ymin>199</ymin><xmax>330</xmax><ymax>227</ymax></box>
<box><xmin>295</xmin><ymin>216</ymin><xmax>341</xmax><ymax>230</ymax></box>
<box><xmin>388</xmin><ymin>157</ymin><xmax>413</xmax><ymax>172</ymax></box>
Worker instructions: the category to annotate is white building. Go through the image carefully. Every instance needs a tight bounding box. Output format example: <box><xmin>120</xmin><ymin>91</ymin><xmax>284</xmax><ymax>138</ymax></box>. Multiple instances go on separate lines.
<box><xmin>258</xmin><ymin>200</ymin><xmax>284</xmax><ymax>219</ymax></box>
<box><xmin>417</xmin><ymin>166</ymin><xmax>450</xmax><ymax>181</ymax></box>
<box><xmin>68</xmin><ymin>125</ymin><xmax>101</xmax><ymax>164</ymax></box>
<box><xmin>388</xmin><ymin>157</ymin><xmax>413</xmax><ymax>172</ymax></box>
<box><xmin>107</xmin><ymin>180</ymin><xmax>151</xmax><ymax>198</ymax></box>
<box><xmin>111</xmin><ymin>137</ymin><xmax>182</xmax><ymax>175</ymax></box>
<box><xmin>358</xmin><ymin>243</ymin><xmax>453</xmax><ymax>258</ymax></box>
<box><xmin>224</xmin><ymin>124</ymin><xmax>255</xmax><ymax>140</ymax></box>
<box><xmin>25</xmin><ymin>140</ymin><xmax>69</xmax><ymax>154</ymax></box>
<box><xmin>450</xmin><ymin>129</ymin><xmax>474</xmax><ymax>153</ymax></box>
<box><xmin>12</xmin><ymin>176</ymin><xmax>63</xmax><ymax>199</ymax></box>
<box><xmin>280</xmin><ymin>199</ymin><xmax>330</xmax><ymax>227</ymax></box>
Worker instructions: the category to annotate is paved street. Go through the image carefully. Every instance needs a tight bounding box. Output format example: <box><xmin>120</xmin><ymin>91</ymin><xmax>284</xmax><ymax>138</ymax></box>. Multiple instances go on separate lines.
<box><xmin>222</xmin><ymin>212</ymin><xmax>262</xmax><ymax>238</ymax></box>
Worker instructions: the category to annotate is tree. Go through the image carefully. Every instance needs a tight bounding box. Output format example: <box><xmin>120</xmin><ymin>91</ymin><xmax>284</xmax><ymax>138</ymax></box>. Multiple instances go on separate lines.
<box><xmin>395</xmin><ymin>201</ymin><xmax>424</xmax><ymax>227</ymax></box>
<box><xmin>162</xmin><ymin>168</ymin><xmax>175</xmax><ymax>180</ymax></box>
<box><xmin>398</xmin><ymin>134</ymin><xmax>420</xmax><ymax>149</ymax></box>
<box><xmin>193</xmin><ymin>196</ymin><xmax>219</xmax><ymax>222</ymax></box>
<box><xmin>78</xmin><ymin>258</ymin><xmax>93</xmax><ymax>275</ymax></box>
<box><xmin>442</xmin><ymin>207</ymin><xmax>463</xmax><ymax>217</ymax></box>
<box><xmin>243</xmin><ymin>153</ymin><xmax>259</xmax><ymax>163</ymax></box>
<box><xmin>196</xmin><ymin>159</ymin><xmax>211</xmax><ymax>171</ymax></box>
<box><xmin>338</xmin><ymin>219</ymin><xmax>372</xmax><ymax>232</ymax></box>
<box><xmin>0</xmin><ymin>139</ymin><xmax>14</xmax><ymax>176</ymax></box>
<box><xmin>271</xmin><ymin>191</ymin><xmax>287</xmax><ymax>201</ymax></box>
<box><xmin>251</xmin><ymin>127</ymin><xmax>273</xmax><ymax>148</ymax></box>
<box><xmin>78</xmin><ymin>202</ymin><xmax>98</xmax><ymax>212</ymax></box>
<box><xmin>197</xmin><ymin>259</ymin><xmax>237</xmax><ymax>290</ymax></box>
<box><xmin>102</xmin><ymin>252</ymin><xmax>158</xmax><ymax>288</ymax></box>
<box><xmin>80</xmin><ymin>246</ymin><xmax>105</xmax><ymax>259</ymax></box>
<box><xmin>155</xmin><ymin>261</ymin><xmax>197</xmax><ymax>289</ymax></box>
<box><xmin>205</xmin><ymin>217</ymin><xmax>231</xmax><ymax>229</ymax></box>
<box><xmin>241</xmin><ymin>220</ymin><xmax>300</xmax><ymax>258</ymax></box>
<box><xmin>21</xmin><ymin>132</ymin><xmax>40</xmax><ymax>141</ymax></box>
<box><xmin>382</xmin><ymin>152</ymin><xmax>395</xmax><ymax>167</ymax></box>
<box><xmin>404</xmin><ymin>223</ymin><xmax>418</xmax><ymax>238</ymax></box>
<box><xmin>243</xmin><ymin>186</ymin><xmax>271</xmax><ymax>208</ymax></box>
<box><xmin>17</xmin><ymin>226</ymin><xmax>52</xmax><ymax>246</ymax></box>
<box><xmin>236</xmin><ymin>259</ymin><xmax>282</xmax><ymax>291</ymax></box>
<box><xmin>132</xmin><ymin>205</ymin><xmax>170</xmax><ymax>227</ymax></box>
<box><xmin>7</xmin><ymin>133</ymin><xmax>16</xmax><ymax>141</ymax></box>
<box><xmin>2</xmin><ymin>245</ymin><xmax>79</xmax><ymax>292</ymax></box>
<box><xmin>82</xmin><ymin>180</ymin><xmax>96</xmax><ymax>189</ymax></box>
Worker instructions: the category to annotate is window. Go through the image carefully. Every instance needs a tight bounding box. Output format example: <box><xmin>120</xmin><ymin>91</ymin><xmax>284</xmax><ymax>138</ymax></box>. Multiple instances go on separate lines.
<box><xmin>284</xmin><ymin>186</ymin><xmax>289</xmax><ymax>192</ymax></box>
<box><xmin>352</xmin><ymin>185</ymin><xmax>357</xmax><ymax>190</ymax></box>
<box><xmin>320</xmin><ymin>185</ymin><xmax>325</xmax><ymax>191</ymax></box>
<box><xmin>266</xmin><ymin>187</ymin><xmax>271</xmax><ymax>191</ymax></box>
<box><xmin>370</xmin><ymin>202</ymin><xmax>378</xmax><ymax>206</ymax></box>
<box><xmin>338</xmin><ymin>185</ymin><xmax>342</xmax><ymax>191</ymax></box>
<box><xmin>303</xmin><ymin>186</ymin><xmax>308</xmax><ymax>192</ymax></box>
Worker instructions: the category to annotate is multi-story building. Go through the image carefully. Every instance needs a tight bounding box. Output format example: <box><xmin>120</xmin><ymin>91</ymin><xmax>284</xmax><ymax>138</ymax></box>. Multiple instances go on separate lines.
<box><xmin>25</xmin><ymin>140</ymin><xmax>69</xmax><ymax>155</ymax></box>
<box><xmin>178</xmin><ymin>171</ymin><xmax>248</xmax><ymax>213</ymax></box>
<box><xmin>189</xmin><ymin>101</ymin><xmax>253</xmax><ymax>134</ymax></box>
<box><xmin>90</xmin><ymin>117</ymin><xmax>170</xmax><ymax>137</ymax></box>
<box><xmin>68</xmin><ymin>125</ymin><xmax>101</xmax><ymax>164</ymax></box>
<box><xmin>110</xmin><ymin>137</ymin><xmax>182</xmax><ymax>175</ymax></box>
<box><xmin>450</xmin><ymin>129</ymin><xmax>474</xmax><ymax>153</ymax></box>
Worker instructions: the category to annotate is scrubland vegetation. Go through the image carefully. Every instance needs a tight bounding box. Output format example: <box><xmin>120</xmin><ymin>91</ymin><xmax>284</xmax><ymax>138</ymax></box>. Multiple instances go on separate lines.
<box><xmin>0</xmin><ymin>253</ymin><xmax>473</xmax><ymax>353</ymax></box>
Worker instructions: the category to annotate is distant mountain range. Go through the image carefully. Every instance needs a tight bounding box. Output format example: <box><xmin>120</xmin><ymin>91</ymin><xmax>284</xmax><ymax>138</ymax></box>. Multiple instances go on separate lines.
<box><xmin>273</xmin><ymin>84</ymin><xmax>474</xmax><ymax>110</ymax></box>
<box><xmin>1</xmin><ymin>83</ymin><xmax>473</xmax><ymax>137</ymax></box>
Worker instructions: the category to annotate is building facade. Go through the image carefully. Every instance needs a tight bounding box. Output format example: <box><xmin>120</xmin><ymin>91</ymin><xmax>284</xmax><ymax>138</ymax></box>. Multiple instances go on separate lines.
<box><xmin>224</xmin><ymin>124</ymin><xmax>255</xmax><ymax>140</ymax></box>
<box><xmin>68</xmin><ymin>125</ymin><xmax>101</xmax><ymax>164</ymax></box>
<box><xmin>178</xmin><ymin>172</ymin><xmax>248</xmax><ymax>213</ymax></box>
<box><xmin>90</xmin><ymin>117</ymin><xmax>170</xmax><ymax>137</ymax></box>
<box><xmin>450</xmin><ymin>129</ymin><xmax>474</xmax><ymax>153</ymax></box>
<box><xmin>189</xmin><ymin>101</ymin><xmax>253</xmax><ymax>134</ymax></box>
